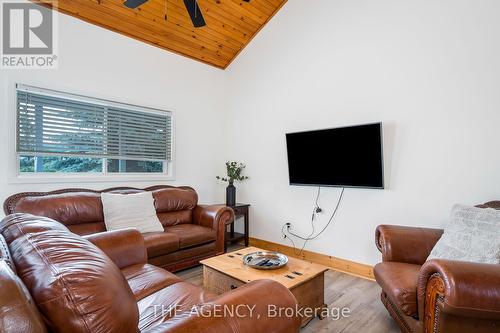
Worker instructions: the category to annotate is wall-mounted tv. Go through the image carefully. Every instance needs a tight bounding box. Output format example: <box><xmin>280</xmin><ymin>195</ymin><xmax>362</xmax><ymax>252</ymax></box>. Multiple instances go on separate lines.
<box><xmin>286</xmin><ymin>123</ymin><xmax>384</xmax><ymax>189</ymax></box>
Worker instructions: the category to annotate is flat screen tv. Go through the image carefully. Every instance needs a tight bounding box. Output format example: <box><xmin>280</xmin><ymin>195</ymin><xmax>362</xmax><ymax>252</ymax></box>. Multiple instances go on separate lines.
<box><xmin>286</xmin><ymin>123</ymin><xmax>384</xmax><ymax>188</ymax></box>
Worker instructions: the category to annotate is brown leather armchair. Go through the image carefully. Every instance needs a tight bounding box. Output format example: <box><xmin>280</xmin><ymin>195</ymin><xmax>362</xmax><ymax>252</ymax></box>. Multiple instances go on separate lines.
<box><xmin>3</xmin><ymin>185</ymin><xmax>234</xmax><ymax>272</ymax></box>
<box><xmin>0</xmin><ymin>213</ymin><xmax>301</xmax><ymax>333</ymax></box>
<box><xmin>374</xmin><ymin>201</ymin><xmax>500</xmax><ymax>333</ymax></box>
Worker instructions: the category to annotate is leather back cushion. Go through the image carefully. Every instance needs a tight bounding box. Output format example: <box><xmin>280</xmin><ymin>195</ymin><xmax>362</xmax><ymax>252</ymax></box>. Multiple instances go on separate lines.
<box><xmin>8</xmin><ymin>187</ymin><xmax>198</xmax><ymax>231</ymax></box>
<box><xmin>2</xmin><ymin>214</ymin><xmax>139</xmax><ymax>333</ymax></box>
<box><xmin>1</xmin><ymin>214</ymin><xmax>70</xmax><ymax>243</ymax></box>
<box><xmin>12</xmin><ymin>192</ymin><xmax>104</xmax><ymax>226</ymax></box>
<box><xmin>153</xmin><ymin>188</ymin><xmax>197</xmax><ymax>227</ymax></box>
<box><xmin>153</xmin><ymin>188</ymin><xmax>197</xmax><ymax>211</ymax></box>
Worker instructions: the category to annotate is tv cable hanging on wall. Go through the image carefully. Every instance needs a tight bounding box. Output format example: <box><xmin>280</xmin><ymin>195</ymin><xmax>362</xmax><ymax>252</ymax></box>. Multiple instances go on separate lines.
<box><xmin>281</xmin><ymin>186</ymin><xmax>345</xmax><ymax>255</ymax></box>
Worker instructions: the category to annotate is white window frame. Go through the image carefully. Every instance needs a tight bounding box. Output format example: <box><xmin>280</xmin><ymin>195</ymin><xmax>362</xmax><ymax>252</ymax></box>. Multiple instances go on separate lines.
<box><xmin>8</xmin><ymin>83</ymin><xmax>175</xmax><ymax>184</ymax></box>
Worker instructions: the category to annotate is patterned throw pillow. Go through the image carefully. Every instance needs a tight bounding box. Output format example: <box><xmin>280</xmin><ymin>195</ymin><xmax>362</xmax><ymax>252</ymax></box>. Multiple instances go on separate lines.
<box><xmin>427</xmin><ymin>204</ymin><xmax>500</xmax><ymax>264</ymax></box>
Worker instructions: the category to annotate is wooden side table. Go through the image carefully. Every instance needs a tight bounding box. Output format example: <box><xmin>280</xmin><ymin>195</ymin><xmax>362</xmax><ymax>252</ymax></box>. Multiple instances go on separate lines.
<box><xmin>224</xmin><ymin>203</ymin><xmax>250</xmax><ymax>251</ymax></box>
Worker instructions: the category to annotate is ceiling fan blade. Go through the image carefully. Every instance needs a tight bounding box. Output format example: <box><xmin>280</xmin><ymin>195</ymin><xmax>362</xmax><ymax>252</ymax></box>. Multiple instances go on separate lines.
<box><xmin>123</xmin><ymin>0</ymin><xmax>149</xmax><ymax>9</ymax></box>
<box><xmin>183</xmin><ymin>0</ymin><xmax>206</xmax><ymax>28</ymax></box>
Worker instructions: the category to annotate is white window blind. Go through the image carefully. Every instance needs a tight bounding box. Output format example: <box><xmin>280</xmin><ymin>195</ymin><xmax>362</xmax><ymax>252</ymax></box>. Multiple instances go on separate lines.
<box><xmin>16</xmin><ymin>85</ymin><xmax>172</xmax><ymax>162</ymax></box>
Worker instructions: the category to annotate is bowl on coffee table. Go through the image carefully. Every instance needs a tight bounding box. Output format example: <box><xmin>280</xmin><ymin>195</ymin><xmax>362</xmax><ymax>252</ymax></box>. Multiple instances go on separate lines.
<box><xmin>242</xmin><ymin>251</ymin><xmax>288</xmax><ymax>270</ymax></box>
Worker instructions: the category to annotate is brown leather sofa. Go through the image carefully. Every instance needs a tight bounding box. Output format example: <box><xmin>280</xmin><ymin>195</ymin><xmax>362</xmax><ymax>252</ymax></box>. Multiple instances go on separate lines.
<box><xmin>374</xmin><ymin>201</ymin><xmax>500</xmax><ymax>333</ymax></box>
<box><xmin>3</xmin><ymin>186</ymin><xmax>233</xmax><ymax>272</ymax></box>
<box><xmin>0</xmin><ymin>213</ymin><xmax>301</xmax><ymax>333</ymax></box>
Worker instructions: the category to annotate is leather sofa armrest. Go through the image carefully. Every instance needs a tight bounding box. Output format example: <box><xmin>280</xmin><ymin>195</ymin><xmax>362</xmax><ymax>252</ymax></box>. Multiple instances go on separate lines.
<box><xmin>417</xmin><ymin>259</ymin><xmax>500</xmax><ymax>324</ymax></box>
<box><xmin>193</xmin><ymin>205</ymin><xmax>234</xmax><ymax>254</ymax></box>
<box><xmin>375</xmin><ymin>224</ymin><xmax>443</xmax><ymax>265</ymax></box>
<box><xmin>84</xmin><ymin>228</ymin><xmax>147</xmax><ymax>269</ymax></box>
<box><xmin>142</xmin><ymin>279</ymin><xmax>301</xmax><ymax>333</ymax></box>
<box><xmin>0</xmin><ymin>261</ymin><xmax>47</xmax><ymax>333</ymax></box>
<box><xmin>193</xmin><ymin>205</ymin><xmax>234</xmax><ymax>230</ymax></box>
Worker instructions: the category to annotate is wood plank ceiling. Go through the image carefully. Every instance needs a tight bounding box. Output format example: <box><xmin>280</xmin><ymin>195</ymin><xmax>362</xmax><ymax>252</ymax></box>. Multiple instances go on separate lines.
<box><xmin>34</xmin><ymin>0</ymin><xmax>287</xmax><ymax>69</ymax></box>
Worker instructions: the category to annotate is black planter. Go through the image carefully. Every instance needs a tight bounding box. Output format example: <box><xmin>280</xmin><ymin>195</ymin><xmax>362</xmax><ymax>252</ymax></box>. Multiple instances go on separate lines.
<box><xmin>226</xmin><ymin>184</ymin><xmax>236</xmax><ymax>206</ymax></box>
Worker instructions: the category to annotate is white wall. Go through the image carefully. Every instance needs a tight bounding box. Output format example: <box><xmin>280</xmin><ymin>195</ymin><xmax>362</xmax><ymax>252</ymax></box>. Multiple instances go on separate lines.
<box><xmin>225</xmin><ymin>0</ymin><xmax>500</xmax><ymax>265</ymax></box>
<box><xmin>0</xmin><ymin>9</ymin><xmax>228</xmax><ymax>207</ymax></box>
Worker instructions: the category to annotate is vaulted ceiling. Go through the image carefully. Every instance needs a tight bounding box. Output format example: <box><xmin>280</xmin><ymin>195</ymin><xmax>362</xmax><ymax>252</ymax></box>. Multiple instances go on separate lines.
<box><xmin>34</xmin><ymin>0</ymin><xmax>287</xmax><ymax>69</ymax></box>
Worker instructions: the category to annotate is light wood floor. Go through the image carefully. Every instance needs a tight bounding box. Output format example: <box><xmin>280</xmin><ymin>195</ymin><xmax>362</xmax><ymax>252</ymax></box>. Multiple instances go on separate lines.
<box><xmin>176</xmin><ymin>264</ymin><xmax>400</xmax><ymax>333</ymax></box>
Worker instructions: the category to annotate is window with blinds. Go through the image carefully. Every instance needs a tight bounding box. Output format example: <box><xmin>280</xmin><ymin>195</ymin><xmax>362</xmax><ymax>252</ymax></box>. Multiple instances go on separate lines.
<box><xmin>16</xmin><ymin>85</ymin><xmax>173</xmax><ymax>175</ymax></box>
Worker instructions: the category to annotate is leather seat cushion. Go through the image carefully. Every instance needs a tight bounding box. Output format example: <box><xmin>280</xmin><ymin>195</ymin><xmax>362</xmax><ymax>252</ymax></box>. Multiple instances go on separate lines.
<box><xmin>122</xmin><ymin>264</ymin><xmax>182</xmax><ymax>301</ymax></box>
<box><xmin>143</xmin><ymin>232</ymin><xmax>180</xmax><ymax>258</ymax></box>
<box><xmin>137</xmin><ymin>281</ymin><xmax>216</xmax><ymax>331</ymax></box>
<box><xmin>165</xmin><ymin>224</ymin><xmax>216</xmax><ymax>249</ymax></box>
<box><xmin>374</xmin><ymin>262</ymin><xmax>421</xmax><ymax>317</ymax></box>
<box><xmin>67</xmin><ymin>222</ymin><xmax>106</xmax><ymax>236</ymax></box>
<box><xmin>148</xmin><ymin>242</ymin><xmax>217</xmax><ymax>271</ymax></box>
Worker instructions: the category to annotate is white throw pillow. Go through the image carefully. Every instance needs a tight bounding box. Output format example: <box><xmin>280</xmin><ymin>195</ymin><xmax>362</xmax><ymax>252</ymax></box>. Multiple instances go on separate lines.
<box><xmin>427</xmin><ymin>204</ymin><xmax>500</xmax><ymax>264</ymax></box>
<box><xmin>101</xmin><ymin>192</ymin><xmax>164</xmax><ymax>234</ymax></box>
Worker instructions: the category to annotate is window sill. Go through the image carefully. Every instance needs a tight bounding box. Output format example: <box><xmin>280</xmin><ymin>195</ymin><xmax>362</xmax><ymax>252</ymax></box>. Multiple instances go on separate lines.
<box><xmin>8</xmin><ymin>174</ymin><xmax>175</xmax><ymax>185</ymax></box>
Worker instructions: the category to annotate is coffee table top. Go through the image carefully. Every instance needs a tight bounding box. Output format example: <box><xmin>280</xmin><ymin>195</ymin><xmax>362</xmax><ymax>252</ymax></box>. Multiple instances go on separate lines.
<box><xmin>200</xmin><ymin>247</ymin><xmax>328</xmax><ymax>289</ymax></box>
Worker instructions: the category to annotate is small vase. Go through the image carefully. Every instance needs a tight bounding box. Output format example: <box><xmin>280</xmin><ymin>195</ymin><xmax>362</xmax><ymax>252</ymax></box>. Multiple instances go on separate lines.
<box><xmin>226</xmin><ymin>183</ymin><xmax>236</xmax><ymax>206</ymax></box>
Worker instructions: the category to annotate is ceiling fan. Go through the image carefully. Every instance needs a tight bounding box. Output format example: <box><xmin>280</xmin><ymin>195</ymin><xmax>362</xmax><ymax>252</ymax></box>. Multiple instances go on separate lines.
<box><xmin>123</xmin><ymin>0</ymin><xmax>250</xmax><ymax>28</ymax></box>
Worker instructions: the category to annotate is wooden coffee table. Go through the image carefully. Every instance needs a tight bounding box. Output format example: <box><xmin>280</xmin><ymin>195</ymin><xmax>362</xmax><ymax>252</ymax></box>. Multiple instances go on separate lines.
<box><xmin>200</xmin><ymin>246</ymin><xmax>329</xmax><ymax>327</ymax></box>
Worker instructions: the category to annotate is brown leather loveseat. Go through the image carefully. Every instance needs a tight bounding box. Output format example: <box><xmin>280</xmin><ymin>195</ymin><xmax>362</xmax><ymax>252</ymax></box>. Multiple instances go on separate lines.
<box><xmin>0</xmin><ymin>213</ymin><xmax>301</xmax><ymax>333</ymax></box>
<box><xmin>4</xmin><ymin>185</ymin><xmax>233</xmax><ymax>271</ymax></box>
<box><xmin>374</xmin><ymin>201</ymin><xmax>500</xmax><ymax>333</ymax></box>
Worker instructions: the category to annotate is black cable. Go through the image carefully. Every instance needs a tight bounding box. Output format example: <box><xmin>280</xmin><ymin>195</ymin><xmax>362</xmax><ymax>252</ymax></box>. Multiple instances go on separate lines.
<box><xmin>315</xmin><ymin>186</ymin><xmax>321</xmax><ymax>209</ymax></box>
<box><xmin>288</xmin><ymin>187</ymin><xmax>344</xmax><ymax>241</ymax></box>
<box><xmin>281</xmin><ymin>224</ymin><xmax>297</xmax><ymax>250</ymax></box>
<box><xmin>298</xmin><ymin>186</ymin><xmax>321</xmax><ymax>255</ymax></box>
<box><xmin>282</xmin><ymin>187</ymin><xmax>345</xmax><ymax>255</ymax></box>
<box><xmin>282</xmin><ymin>187</ymin><xmax>320</xmax><ymax>254</ymax></box>
<box><xmin>307</xmin><ymin>187</ymin><xmax>344</xmax><ymax>240</ymax></box>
